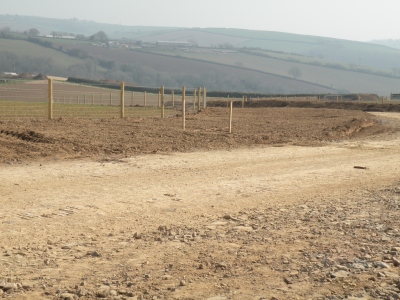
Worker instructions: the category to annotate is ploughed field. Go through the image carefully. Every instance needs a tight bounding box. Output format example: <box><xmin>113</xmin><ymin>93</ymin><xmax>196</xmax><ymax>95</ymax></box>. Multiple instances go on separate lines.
<box><xmin>0</xmin><ymin>107</ymin><xmax>391</xmax><ymax>163</ymax></box>
<box><xmin>1</xmin><ymin>107</ymin><xmax>400</xmax><ymax>300</ymax></box>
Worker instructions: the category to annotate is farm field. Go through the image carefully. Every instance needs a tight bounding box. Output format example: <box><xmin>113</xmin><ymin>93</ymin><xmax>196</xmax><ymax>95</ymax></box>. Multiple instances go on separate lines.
<box><xmin>0</xmin><ymin>39</ymin><xmax>85</xmax><ymax>68</ymax></box>
<box><xmin>2</xmin><ymin>30</ymin><xmax>400</xmax><ymax>94</ymax></box>
<box><xmin>1</xmin><ymin>107</ymin><xmax>400</xmax><ymax>299</ymax></box>
<box><xmin>138</xmin><ymin>48</ymin><xmax>400</xmax><ymax>95</ymax></box>
<box><xmin>56</xmin><ymin>40</ymin><xmax>400</xmax><ymax>94</ymax></box>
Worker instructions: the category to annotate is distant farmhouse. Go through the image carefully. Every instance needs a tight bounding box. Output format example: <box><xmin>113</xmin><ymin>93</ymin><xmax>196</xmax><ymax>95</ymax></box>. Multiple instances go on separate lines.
<box><xmin>390</xmin><ymin>93</ymin><xmax>400</xmax><ymax>100</ymax></box>
<box><xmin>0</xmin><ymin>72</ymin><xmax>18</xmax><ymax>83</ymax></box>
<box><xmin>1</xmin><ymin>72</ymin><xmax>18</xmax><ymax>76</ymax></box>
<box><xmin>45</xmin><ymin>35</ymin><xmax>75</xmax><ymax>39</ymax></box>
<box><xmin>156</xmin><ymin>41</ymin><xmax>192</xmax><ymax>48</ymax></box>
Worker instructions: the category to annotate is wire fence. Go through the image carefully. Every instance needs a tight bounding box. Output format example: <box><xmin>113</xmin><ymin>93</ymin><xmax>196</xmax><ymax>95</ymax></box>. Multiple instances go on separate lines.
<box><xmin>1</xmin><ymin>79</ymin><xmax>400</xmax><ymax>119</ymax></box>
<box><xmin>0</xmin><ymin>80</ymin><xmax>47</xmax><ymax>118</ymax></box>
<box><xmin>0</xmin><ymin>80</ymin><xmax>195</xmax><ymax>119</ymax></box>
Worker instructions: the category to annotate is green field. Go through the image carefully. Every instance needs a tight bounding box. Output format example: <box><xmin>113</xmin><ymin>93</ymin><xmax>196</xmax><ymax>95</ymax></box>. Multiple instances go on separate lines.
<box><xmin>134</xmin><ymin>48</ymin><xmax>400</xmax><ymax>95</ymax></box>
<box><xmin>0</xmin><ymin>39</ymin><xmax>85</xmax><ymax>67</ymax></box>
<box><xmin>1</xmin><ymin>15</ymin><xmax>400</xmax><ymax>95</ymax></box>
<box><xmin>0</xmin><ymin>100</ymin><xmax>176</xmax><ymax>119</ymax></box>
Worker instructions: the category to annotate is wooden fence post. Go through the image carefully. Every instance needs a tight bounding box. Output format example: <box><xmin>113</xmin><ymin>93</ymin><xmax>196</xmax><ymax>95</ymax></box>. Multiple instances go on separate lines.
<box><xmin>48</xmin><ymin>78</ymin><xmax>53</xmax><ymax>120</ymax></box>
<box><xmin>120</xmin><ymin>82</ymin><xmax>125</xmax><ymax>118</ymax></box>
<box><xmin>182</xmin><ymin>86</ymin><xmax>186</xmax><ymax>130</ymax></box>
<box><xmin>161</xmin><ymin>86</ymin><xmax>165</xmax><ymax>118</ymax></box>
<box><xmin>144</xmin><ymin>91</ymin><xmax>147</xmax><ymax>107</ymax></box>
<box><xmin>193</xmin><ymin>89</ymin><xmax>196</xmax><ymax>110</ymax></box>
<box><xmin>242</xmin><ymin>95</ymin><xmax>245</xmax><ymax>108</ymax></box>
<box><xmin>172</xmin><ymin>90</ymin><xmax>175</xmax><ymax>107</ymax></box>
<box><xmin>229</xmin><ymin>101</ymin><xmax>233</xmax><ymax>134</ymax></box>
<box><xmin>197</xmin><ymin>87</ymin><xmax>201</xmax><ymax>112</ymax></box>
<box><xmin>203</xmin><ymin>87</ymin><xmax>207</xmax><ymax>109</ymax></box>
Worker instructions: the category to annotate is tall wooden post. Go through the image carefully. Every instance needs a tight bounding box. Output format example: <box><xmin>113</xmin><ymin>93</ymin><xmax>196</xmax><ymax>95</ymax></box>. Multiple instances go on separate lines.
<box><xmin>120</xmin><ymin>82</ymin><xmax>125</xmax><ymax>118</ymax></box>
<box><xmin>172</xmin><ymin>90</ymin><xmax>175</xmax><ymax>107</ymax></box>
<box><xmin>203</xmin><ymin>87</ymin><xmax>206</xmax><ymax>109</ymax></box>
<box><xmin>229</xmin><ymin>101</ymin><xmax>233</xmax><ymax>134</ymax></box>
<box><xmin>144</xmin><ymin>91</ymin><xmax>147</xmax><ymax>107</ymax></box>
<box><xmin>197</xmin><ymin>87</ymin><xmax>201</xmax><ymax>112</ymax></box>
<box><xmin>193</xmin><ymin>88</ymin><xmax>196</xmax><ymax>110</ymax></box>
<box><xmin>242</xmin><ymin>95</ymin><xmax>245</xmax><ymax>108</ymax></box>
<box><xmin>182</xmin><ymin>86</ymin><xmax>186</xmax><ymax>130</ymax></box>
<box><xmin>48</xmin><ymin>79</ymin><xmax>53</xmax><ymax>120</ymax></box>
<box><xmin>161</xmin><ymin>86</ymin><xmax>165</xmax><ymax>118</ymax></box>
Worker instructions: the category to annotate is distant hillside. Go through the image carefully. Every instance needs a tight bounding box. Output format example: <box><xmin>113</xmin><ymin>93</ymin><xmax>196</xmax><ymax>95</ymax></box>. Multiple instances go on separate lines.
<box><xmin>2</xmin><ymin>15</ymin><xmax>400</xmax><ymax>71</ymax></box>
<box><xmin>370</xmin><ymin>39</ymin><xmax>400</xmax><ymax>50</ymax></box>
<box><xmin>1</xmin><ymin>15</ymin><xmax>400</xmax><ymax>95</ymax></box>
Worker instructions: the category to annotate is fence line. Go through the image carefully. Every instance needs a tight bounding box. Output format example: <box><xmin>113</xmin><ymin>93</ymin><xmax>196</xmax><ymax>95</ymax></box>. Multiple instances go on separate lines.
<box><xmin>0</xmin><ymin>80</ymin><xmax>209</xmax><ymax>119</ymax></box>
<box><xmin>1</xmin><ymin>79</ymin><xmax>399</xmax><ymax>120</ymax></box>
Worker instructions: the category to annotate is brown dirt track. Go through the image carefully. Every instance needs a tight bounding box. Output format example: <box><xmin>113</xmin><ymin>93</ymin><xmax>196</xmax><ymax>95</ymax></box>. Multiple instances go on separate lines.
<box><xmin>1</xmin><ymin>106</ymin><xmax>400</xmax><ymax>300</ymax></box>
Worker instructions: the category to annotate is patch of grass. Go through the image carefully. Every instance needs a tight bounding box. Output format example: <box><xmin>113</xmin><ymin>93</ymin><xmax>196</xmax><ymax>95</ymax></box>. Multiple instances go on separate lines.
<box><xmin>0</xmin><ymin>101</ymin><xmax>47</xmax><ymax>118</ymax></box>
<box><xmin>0</xmin><ymin>39</ymin><xmax>85</xmax><ymax>67</ymax></box>
<box><xmin>0</xmin><ymin>101</ymin><xmax>176</xmax><ymax>119</ymax></box>
<box><xmin>53</xmin><ymin>104</ymin><xmax>176</xmax><ymax>118</ymax></box>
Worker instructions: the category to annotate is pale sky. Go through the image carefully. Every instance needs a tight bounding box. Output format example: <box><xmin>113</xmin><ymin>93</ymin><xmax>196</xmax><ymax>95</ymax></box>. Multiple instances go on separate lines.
<box><xmin>2</xmin><ymin>0</ymin><xmax>399</xmax><ymax>41</ymax></box>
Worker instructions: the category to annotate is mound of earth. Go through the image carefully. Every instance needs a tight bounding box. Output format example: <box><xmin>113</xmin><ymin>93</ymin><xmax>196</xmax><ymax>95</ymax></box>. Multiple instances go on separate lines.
<box><xmin>33</xmin><ymin>73</ymin><xmax>48</xmax><ymax>80</ymax></box>
<box><xmin>17</xmin><ymin>72</ymin><xmax>33</xmax><ymax>79</ymax></box>
<box><xmin>0</xmin><ymin>107</ymin><xmax>394</xmax><ymax>164</ymax></box>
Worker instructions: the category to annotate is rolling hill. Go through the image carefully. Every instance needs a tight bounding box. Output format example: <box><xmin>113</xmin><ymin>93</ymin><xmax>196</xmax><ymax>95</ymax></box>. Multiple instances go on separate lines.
<box><xmin>1</xmin><ymin>15</ymin><xmax>400</xmax><ymax>95</ymax></box>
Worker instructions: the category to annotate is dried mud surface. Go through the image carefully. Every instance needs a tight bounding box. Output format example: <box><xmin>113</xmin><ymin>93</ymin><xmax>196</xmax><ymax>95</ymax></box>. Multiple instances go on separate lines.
<box><xmin>1</xmin><ymin>108</ymin><xmax>400</xmax><ymax>300</ymax></box>
<box><xmin>0</xmin><ymin>107</ymin><xmax>393</xmax><ymax>164</ymax></box>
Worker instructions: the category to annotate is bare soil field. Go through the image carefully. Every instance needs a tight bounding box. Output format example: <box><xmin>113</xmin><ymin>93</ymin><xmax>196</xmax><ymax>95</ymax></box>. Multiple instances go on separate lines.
<box><xmin>1</xmin><ymin>107</ymin><xmax>400</xmax><ymax>300</ymax></box>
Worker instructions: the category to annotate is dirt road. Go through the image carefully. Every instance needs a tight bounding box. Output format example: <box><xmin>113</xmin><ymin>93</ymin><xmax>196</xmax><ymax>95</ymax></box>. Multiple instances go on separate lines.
<box><xmin>1</xmin><ymin>111</ymin><xmax>400</xmax><ymax>299</ymax></box>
